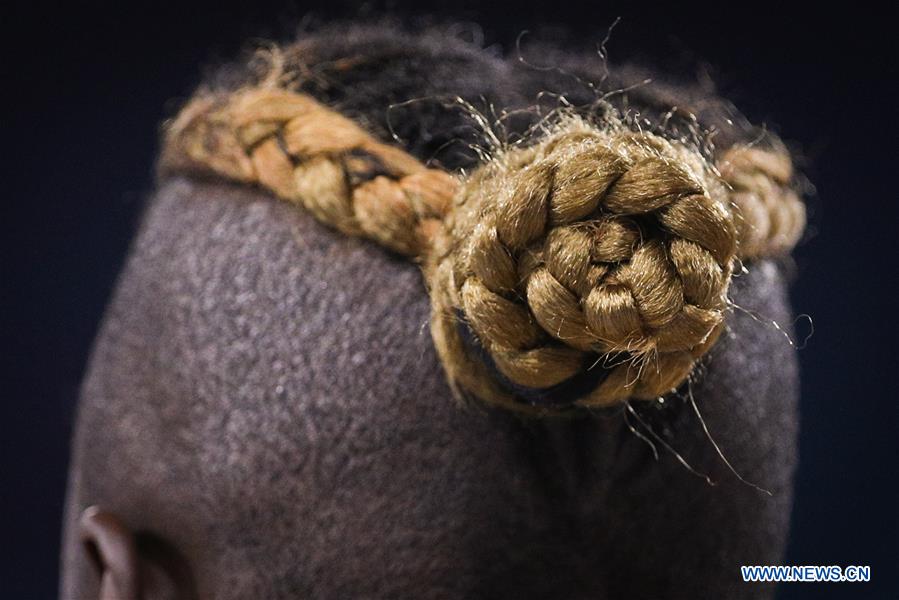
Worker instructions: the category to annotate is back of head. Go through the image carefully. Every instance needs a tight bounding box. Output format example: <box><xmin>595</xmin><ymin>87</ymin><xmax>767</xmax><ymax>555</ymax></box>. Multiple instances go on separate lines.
<box><xmin>63</xmin><ymin>22</ymin><xmax>804</xmax><ymax>599</ymax></box>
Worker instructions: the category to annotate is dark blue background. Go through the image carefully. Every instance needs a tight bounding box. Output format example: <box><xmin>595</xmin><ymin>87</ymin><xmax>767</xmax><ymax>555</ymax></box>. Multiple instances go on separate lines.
<box><xmin>4</xmin><ymin>2</ymin><xmax>896</xmax><ymax>597</ymax></box>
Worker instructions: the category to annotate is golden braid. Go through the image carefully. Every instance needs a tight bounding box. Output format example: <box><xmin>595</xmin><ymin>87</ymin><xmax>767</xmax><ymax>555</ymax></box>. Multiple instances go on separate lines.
<box><xmin>161</xmin><ymin>85</ymin><xmax>805</xmax><ymax>413</ymax></box>
<box><xmin>161</xmin><ymin>88</ymin><xmax>457</xmax><ymax>258</ymax></box>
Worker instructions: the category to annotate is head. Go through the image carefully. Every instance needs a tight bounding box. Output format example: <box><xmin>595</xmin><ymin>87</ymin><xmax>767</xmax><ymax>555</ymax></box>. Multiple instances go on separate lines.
<box><xmin>63</xmin><ymin>22</ymin><xmax>804</xmax><ymax>599</ymax></box>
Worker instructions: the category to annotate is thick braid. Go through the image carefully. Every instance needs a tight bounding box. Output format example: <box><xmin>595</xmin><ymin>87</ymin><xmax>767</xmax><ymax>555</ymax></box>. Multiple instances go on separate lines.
<box><xmin>161</xmin><ymin>86</ymin><xmax>805</xmax><ymax>412</ymax></box>
<box><xmin>718</xmin><ymin>145</ymin><xmax>806</xmax><ymax>258</ymax></box>
<box><xmin>161</xmin><ymin>87</ymin><xmax>457</xmax><ymax>258</ymax></box>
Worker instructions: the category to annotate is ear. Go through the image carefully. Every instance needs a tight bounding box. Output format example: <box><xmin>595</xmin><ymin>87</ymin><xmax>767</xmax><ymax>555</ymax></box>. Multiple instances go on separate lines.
<box><xmin>79</xmin><ymin>506</ymin><xmax>198</xmax><ymax>600</ymax></box>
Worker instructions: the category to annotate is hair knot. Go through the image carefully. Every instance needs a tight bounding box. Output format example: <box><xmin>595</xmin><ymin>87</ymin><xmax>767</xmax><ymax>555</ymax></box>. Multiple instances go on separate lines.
<box><xmin>429</xmin><ymin>120</ymin><xmax>737</xmax><ymax>407</ymax></box>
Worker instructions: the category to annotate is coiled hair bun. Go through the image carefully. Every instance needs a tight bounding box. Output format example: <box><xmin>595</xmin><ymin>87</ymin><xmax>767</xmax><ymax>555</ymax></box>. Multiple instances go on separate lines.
<box><xmin>162</xmin><ymin>71</ymin><xmax>804</xmax><ymax>413</ymax></box>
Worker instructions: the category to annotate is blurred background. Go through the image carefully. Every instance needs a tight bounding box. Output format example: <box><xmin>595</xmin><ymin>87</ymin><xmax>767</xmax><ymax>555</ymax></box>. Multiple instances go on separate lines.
<box><xmin>4</xmin><ymin>1</ymin><xmax>896</xmax><ymax>597</ymax></box>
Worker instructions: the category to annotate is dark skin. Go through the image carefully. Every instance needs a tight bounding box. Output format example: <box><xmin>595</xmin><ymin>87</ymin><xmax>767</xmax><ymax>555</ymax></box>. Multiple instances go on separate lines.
<box><xmin>62</xmin><ymin>25</ymin><xmax>800</xmax><ymax>599</ymax></box>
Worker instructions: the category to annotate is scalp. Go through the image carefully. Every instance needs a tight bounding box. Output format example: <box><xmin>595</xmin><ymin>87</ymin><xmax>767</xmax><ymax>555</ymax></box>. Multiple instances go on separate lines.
<box><xmin>65</xmin><ymin>176</ymin><xmax>797</xmax><ymax>599</ymax></box>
